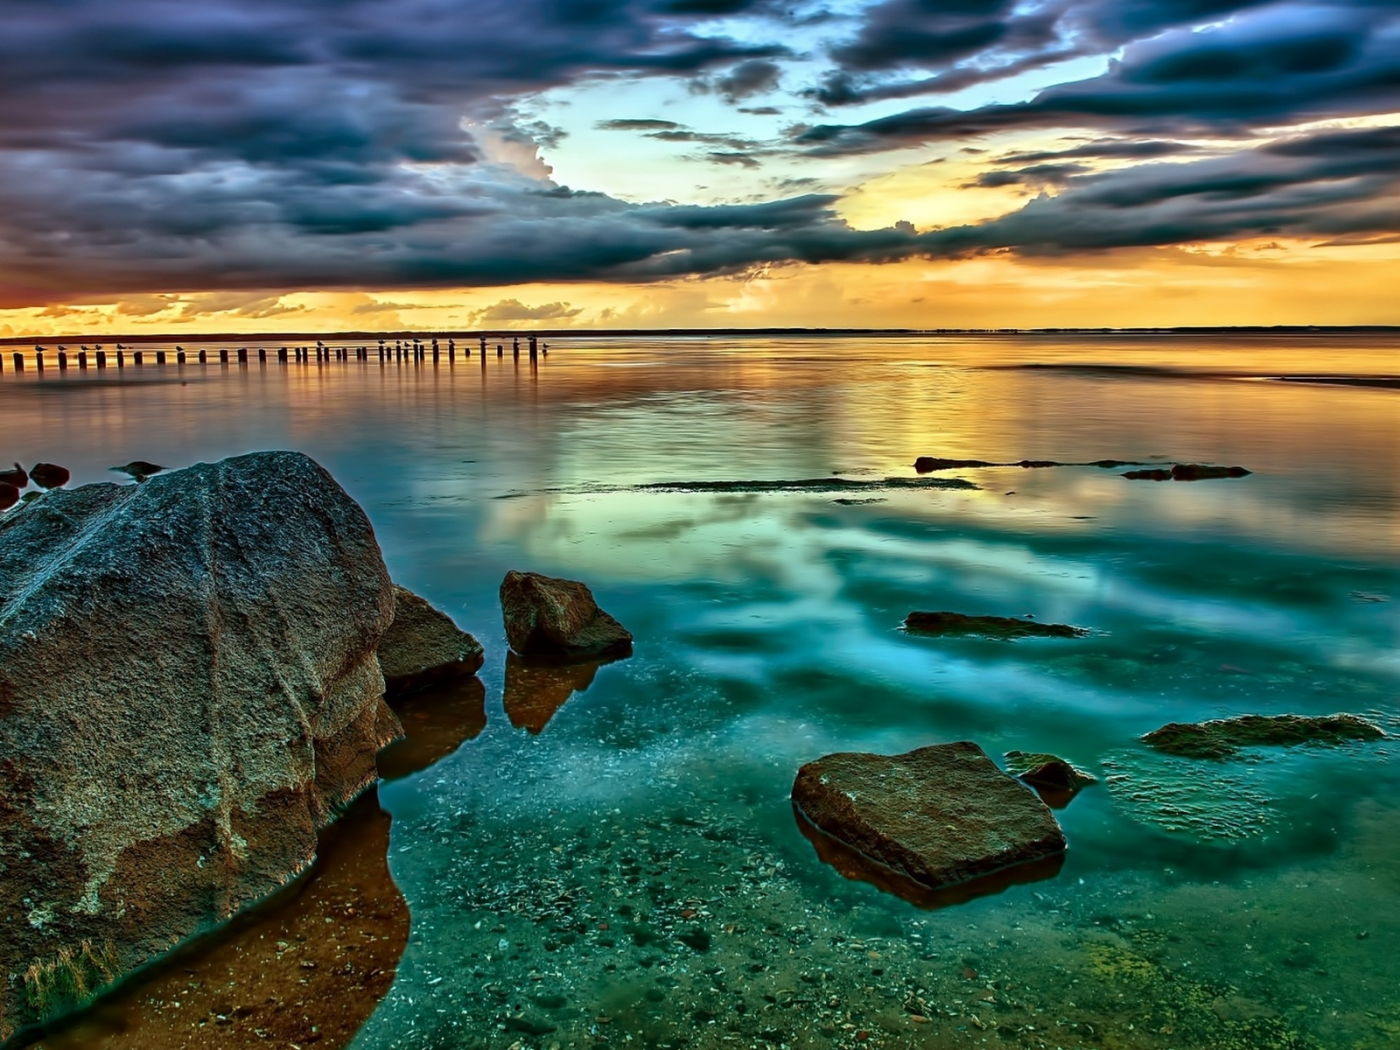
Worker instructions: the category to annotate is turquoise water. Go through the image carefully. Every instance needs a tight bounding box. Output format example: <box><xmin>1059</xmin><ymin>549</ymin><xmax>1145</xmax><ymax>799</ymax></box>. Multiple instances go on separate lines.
<box><xmin>4</xmin><ymin>334</ymin><xmax>1399</xmax><ymax>1049</ymax></box>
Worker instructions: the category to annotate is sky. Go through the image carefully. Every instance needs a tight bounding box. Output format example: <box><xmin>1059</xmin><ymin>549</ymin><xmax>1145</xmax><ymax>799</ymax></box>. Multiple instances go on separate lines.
<box><xmin>1</xmin><ymin>0</ymin><xmax>1398</xmax><ymax>335</ymax></box>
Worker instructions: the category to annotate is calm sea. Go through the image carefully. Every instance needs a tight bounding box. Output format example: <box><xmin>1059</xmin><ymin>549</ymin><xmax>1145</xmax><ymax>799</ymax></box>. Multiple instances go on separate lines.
<box><xmin>7</xmin><ymin>333</ymin><xmax>1399</xmax><ymax>1050</ymax></box>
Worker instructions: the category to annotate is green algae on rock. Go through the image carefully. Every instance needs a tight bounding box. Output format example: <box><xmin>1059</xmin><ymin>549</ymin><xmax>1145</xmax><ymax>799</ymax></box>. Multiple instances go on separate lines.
<box><xmin>1142</xmin><ymin>713</ymin><xmax>1385</xmax><ymax>759</ymax></box>
<box><xmin>791</xmin><ymin>742</ymin><xmax>1066</xmax><ymax>892</ymax></box>
<box><xmin>1004</xmin><ymin>751</ymin><xmax>1098</xmax><ymax>791</ymax></box>
<box><xmin>903</xmin><ymin>611</ymin><xmax>1088</xmax><ymax>640</ymax></box>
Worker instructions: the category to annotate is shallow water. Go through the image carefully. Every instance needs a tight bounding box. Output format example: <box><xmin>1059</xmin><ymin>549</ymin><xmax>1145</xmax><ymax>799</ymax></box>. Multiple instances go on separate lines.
<box><xmin>4</xmin><ymin>333</ymin><xmax>1399</xmax><ymax>1049</ymax></box>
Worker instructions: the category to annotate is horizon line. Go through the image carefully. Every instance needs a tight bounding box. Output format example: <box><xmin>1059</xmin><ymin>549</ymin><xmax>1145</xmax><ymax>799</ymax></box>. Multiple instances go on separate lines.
<box><xmin>4</xmin><ymin>324</ymin><xmax>1400</xmax><ymax>347</ymax></box>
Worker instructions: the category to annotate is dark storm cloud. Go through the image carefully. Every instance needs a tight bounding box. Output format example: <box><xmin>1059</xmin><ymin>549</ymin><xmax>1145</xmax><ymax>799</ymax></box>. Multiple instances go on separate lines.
<box><xmin>965</xmin><ymin>162</ymin><xmax>1090</xmax><ymax>189</ymax></box>
<box><xmin>920</xmin><ymin>124</ymin><xmax>1400</xmax><ymax>255</ymax></box>
<box><xmin>2</xmin><ymin>0</ymin><xmax>1398</xmax><ymax>308</ymax></box>
<box><xmin>800</xmin><ymin>3</ymin><xmax>1400</xmax><ymax>153</ymax></box>
<box><xmin>996</xmin><ymin>140</ymin><xmax>1201</xmax><ymax>165</ymax></box>
<box><xmin>807</xmin><ymin>0</ymin><xmax>1288</xmax><ymax>106</ymax></box>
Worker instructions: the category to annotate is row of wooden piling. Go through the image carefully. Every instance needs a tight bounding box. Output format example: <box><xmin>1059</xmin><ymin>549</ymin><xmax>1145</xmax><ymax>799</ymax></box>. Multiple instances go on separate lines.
<box><xmin>1</xmin><ymin>335</ymin><xmax>548</xmax><ymax>373</ymax></box>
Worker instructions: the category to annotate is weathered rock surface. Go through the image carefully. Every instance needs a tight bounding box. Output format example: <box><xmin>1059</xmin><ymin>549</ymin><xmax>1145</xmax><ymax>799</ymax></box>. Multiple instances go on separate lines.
<box><xmin>378</xmin><ymin>585</ymin><xmax>484</xmax><ymax>695</ymax></box>
<box><xmin>903</xmin><ymin>611</ymin><xmax>1087</xmax><ymax>640</ymax></box>
<box><xmin>791</xmin><ymin>742</ymin><xmax>1066</xmax><ymax>891</ymax></box>
<box><xmin>500</xmin><ymin>571</ymin><xmax>633</xmax><ymax>662</ymax></box>
<box><xmin>0</xmin><ymin>451</ymin><xmax>400</xmax><ymax>1042</ymax></box>
<box><xmin>1142</xmin><ymin>713</ymin><xmax>1384</xmax><ymax>759</ymax></box>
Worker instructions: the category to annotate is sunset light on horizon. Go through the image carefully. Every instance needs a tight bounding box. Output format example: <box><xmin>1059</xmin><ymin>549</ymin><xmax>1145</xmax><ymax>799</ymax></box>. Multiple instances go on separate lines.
<box><xmin>2</xmin><ymin>0</ymin><xmax>1398</xmax><ymax>336</ymax></box>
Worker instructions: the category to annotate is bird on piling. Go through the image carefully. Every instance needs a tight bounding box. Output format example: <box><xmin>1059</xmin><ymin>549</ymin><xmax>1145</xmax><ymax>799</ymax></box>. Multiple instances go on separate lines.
<box><xmin>110</xmin><ymin>461</ymin><xmax>165</xmax><ymax>483</ymax></box>
<box><xmin>0</xmin><ymin>462</ymin><xmax>28</xmax><ymax>487</ymax></box>
<box><xmin>0</xmin><ymin>483</ymin><xmax>19</xmax><ymax>511</ymax></box>
<box><xmin>29</xmin><ymin>463</ymin><xmax>71</xmax><ymax>489</ymax></box>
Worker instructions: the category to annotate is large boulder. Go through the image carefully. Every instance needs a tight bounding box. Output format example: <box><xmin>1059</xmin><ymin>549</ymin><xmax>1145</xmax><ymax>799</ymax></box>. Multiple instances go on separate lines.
<box><xmin>378</xmin><ymin>585</ymin><xmax>484</xmax><ymax>695</ymax></box>
<box><xmin>0</xmin><ymin>451</ymin><xmax>400</xmax><ymax>1043</ymax></box>
<box><xmin>791</xmin><ymin>742</ymin><xmax>1066</xmax><ymax>891</ymax></box>
<box><xmin>500</xmin><ymin>571</ymin><xmax>633</xmax><ymax>662</ymax></box>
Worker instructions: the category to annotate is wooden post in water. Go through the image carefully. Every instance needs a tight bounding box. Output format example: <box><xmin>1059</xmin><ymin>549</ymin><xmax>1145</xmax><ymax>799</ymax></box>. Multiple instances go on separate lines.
<box><xmin>117</xmin><ymin>350</ymin><xmax>125</xmax><ymax>368</ymax></box>
<box><xmin>497</xmin><ymin>343</ymin><xmax>504</xmax><ymax>357</ymax></box>
<box><xmin>58</xmin><ymin>349</ymin><xmax>68</xmax><ymax>371</ymax></box>
<box><xmin>12</xmin><ymin>352</ymin><xmax>22</xmax><ymax>371</ymax></box>
<box><xmin>96</xmin><ymin>351</ymin><xmax>107</xmax><ymax>369</ymax></box>
<box><xmin>259</xmin><ymin>348</ymin><xmax>267</xmax><ymax>362</ymax></box>
<box><xmin>199</xmin><ymin>349</ymin><xmax>207</xmax><ymax>364</ymax></box>
<box><xmin>35</xmin><ymin>349</ymin><xmax>45</xmax><ymax>371</ymax></box>
<box><xmin>479</xmin><ymin>334</ymin><xmax>486</xmax><ymax>357</ymax></box>
<box><xmin>528</xmin><ymin>335</ymin><xmax>537</xmax><ymax>362</ymax></box>
<box><xmin>219</xmin><ymin>348</ymin><xmax>229</xmax><ymax>364</ymax></box>
<box><xmin>134</xmin><ymin>350</ymin><xmax>144</xmax><ymax>365</ymax></box>
<box><xmin>78</xmin><ymin>350</ymin><xmax>88</xmax><ymax>370</ymax></box>
<box><xmin>156</xmin><ymin>350</ymin><xmax>166</xmax><ymax>365</ymax></box>
<box><xmin>238</xmin><ymin>347</ymin><xmax>248</xmax><ymax>364</ymax></box>
<box><xmin>278</xmin><ymin>347</ymin><xmax>288</xmax><ymax>363</ymax></box>
<box><xmin>177</xmin><ymin>348</ymin><xmax>186</xmax><ymax>365</ymax></box>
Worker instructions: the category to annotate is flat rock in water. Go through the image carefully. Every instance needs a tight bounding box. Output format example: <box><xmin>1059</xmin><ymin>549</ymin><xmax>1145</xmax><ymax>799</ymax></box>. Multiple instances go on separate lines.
<box><xmin>904</xmin><ymin>611</ymin><xmax>1087</xmax><ymax>640</ymax></box>
<box><xmin>0</xmin><ymin>451</ymin><xmax>399</xmax><ymax>1042</ymax></box>
<box><xmin>378</xmin><ymin>585</ymin><xmax>484</xmax><ymax>695</ymax></box>
<box><xmin>791</xmin><ymin>742</ymin><xmax>1066</xmax><ymax>891</ymax></box>
<box><xmin>500</xmin><ymin>570</ymin><xmax>633</xmax><ymax>662</ymax></box>
<box><xmin>1142</xmin><ymin>713</ymin><xmax>1384</xmax><ymax>759</ymax></box>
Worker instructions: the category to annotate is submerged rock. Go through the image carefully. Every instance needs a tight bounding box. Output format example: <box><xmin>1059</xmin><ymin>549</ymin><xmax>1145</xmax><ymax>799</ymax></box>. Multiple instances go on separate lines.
<box><xmin>903</xmin><ymin>611</ymin><xmax>1087</xmax><ymax>640</ymax></box>
<box><xmin>913</xmin><ymin>456</ymin><xmax>995</xmax><ymax>473</ymax></box>
<box><xmin>1142</xmin><ymin>713</ymin><xmax>1385</xmax><ymax>759</ymax></box>
<box><xmin>378</xmin><ymin>585</ymin><xmax>484</xmax><ymax>695</ymax></box>
<box><xmin>500</xmin><ymin>570</ymin><xmax>633</xmax><ymax>662</ymax></box>
<box><xmin>1170</xmin><ymin>463</ymin><xmax>1251</xmax><ymax>481</ymax></box>
<box><xmin>0</xmin><ymin>451</ymin><xmax>400</xmax><ymax>1042</ymax></box>
<box><xmin>1122</xmin><ymin>468</ymin><xmax>1175</xmax><ymax>481</ymax></box>
<box><xmin>1123</xmin><ymin>463</ymin><xmax>1251</xmax><ymax>482</ymax></box>
<box><xmin>791</xmin><ymin>742</ymin><xmax>1066</xmax><ymax>892</ymax></box>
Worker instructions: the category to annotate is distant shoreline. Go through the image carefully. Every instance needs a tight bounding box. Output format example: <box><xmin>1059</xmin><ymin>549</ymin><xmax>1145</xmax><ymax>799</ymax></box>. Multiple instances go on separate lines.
<box><xmin>2</xmin><ymin>325</ymin><xmax>1398</xmax><ymax>346</ymax></box>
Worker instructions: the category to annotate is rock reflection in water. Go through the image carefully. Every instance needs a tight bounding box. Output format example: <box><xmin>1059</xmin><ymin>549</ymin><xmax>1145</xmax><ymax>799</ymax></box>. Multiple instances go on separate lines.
<box><xmin>503</xmin><ymin>652</ymin><xmax>617</xmax><ymax>734</ymax></box>
<box><xmin>376</xmin><ymin>675</ymin><xmax>487</xmax><ymax>781</ymax></box>
<box><xmin>793</xmin><ymin>804</ymin><xmax>1065</xmax><ymax>910</ymax></box>
<box><xmin>23</xmin><ymin>792</ymin><xmax>407</xmax><ymax>1050</ymax></box>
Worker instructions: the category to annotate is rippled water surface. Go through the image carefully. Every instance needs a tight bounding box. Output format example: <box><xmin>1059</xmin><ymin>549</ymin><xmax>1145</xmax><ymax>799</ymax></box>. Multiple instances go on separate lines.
<box><xmin>4</xmin><ymin>334</ymin><xmax>1399</xmax><ymax>1050</ymax></box>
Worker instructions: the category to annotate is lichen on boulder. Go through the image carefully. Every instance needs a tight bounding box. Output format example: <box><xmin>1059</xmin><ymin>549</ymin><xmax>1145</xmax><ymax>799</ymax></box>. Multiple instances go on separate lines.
<box><xmin>0</xmin><ymin>451</ymin><xmax>400</xmax><ymax>1042</ymax></box>
<box><xmin>378</xmin><ymin>585</ymin><xmax>484</xmax><ymax>695</ymax></box>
